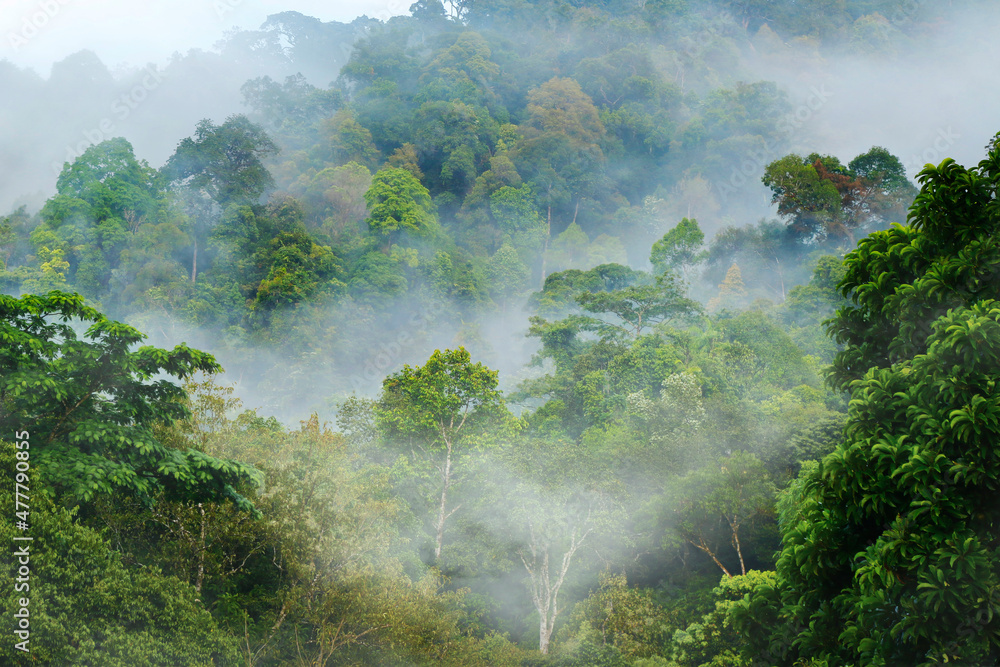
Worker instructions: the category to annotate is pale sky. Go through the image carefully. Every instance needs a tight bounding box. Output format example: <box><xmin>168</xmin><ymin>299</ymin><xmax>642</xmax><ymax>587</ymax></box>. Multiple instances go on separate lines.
<box><xmin>1</xmin><ymin>0</ymin><xmax>411</xmax><ymax>76</ymax></box>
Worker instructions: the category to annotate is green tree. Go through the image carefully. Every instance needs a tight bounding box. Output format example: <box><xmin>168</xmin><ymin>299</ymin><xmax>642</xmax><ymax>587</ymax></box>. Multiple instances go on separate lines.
<box><xmin>560</xmin><ymin>571</ymin><xmax>675</xmax><ymax>662</ymax></box>
<box><xmin>576</xmin><ymin>272</ymin><xmax>701</xmax><ymax>339</ymax></box>
<box><xmin>162</xmin><ymin>115</ymin><xmax>279</xmax><ymax>282</ymax></box>
<box><xmin>377</xmin><ymin>347</ymin><xmax>507</xmax><ymax>561</ymax></box>
<box><xmin>38</xmin><ymin>138</ymin><xmax>185</xmax><ymax>298</ymax></box>
<box><xmin>649</xmin><ymin>217</ymin><xmax>706</xmax><ymax>279</ymax></box>
<box><xmin>665</xmin><ymin>451</ymin><xmax>775</xmax><ymax>577</ymax></box>
<box><xmin>669</xmin><ymin>571</ymin><xmax>774</xmax><ymax>667</ymax></box>
<box><xmin>0</xmin><ymin>444</ymin><xmax>239</xmax><ymax>665</ymax></box>
<box><xmin>0</xmin><ymin>291</ymin><xmax>259</xmax><ymax>509</ymax></box>
<box><xmin>364</xmin><ymin>166</ymin><xmax>437</xmax><ymax>251</ymax></box>
<box><xmin>487</xmin><ymin>241</ymin><xmax>530</xmax><ymax>314</ymax></box>
<box><xmin>763</xmin><ymin>147</ymin><xmax>914</xmax><ymax>245</ymax></box>
<box><xmin>163</xmin><ymin>115</ymin><xmax>279</xmax><ymax>208</ymax></box>
<box><xmin>734</xmin><ymin>134</ymin><xmax>1000</xmax><ymax>666</ymax></box>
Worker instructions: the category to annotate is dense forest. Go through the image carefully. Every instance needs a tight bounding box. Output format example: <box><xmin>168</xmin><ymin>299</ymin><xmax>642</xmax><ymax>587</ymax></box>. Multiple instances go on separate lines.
<box><xmin>3</xmin><ymin>0</ymin><xmax>1000</xmax><ymax>664</ymax></box>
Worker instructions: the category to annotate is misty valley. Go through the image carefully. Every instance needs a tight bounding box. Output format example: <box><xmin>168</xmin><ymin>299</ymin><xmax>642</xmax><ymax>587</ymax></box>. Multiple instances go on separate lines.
<box><xmin>4</xmin><ymin>1</ymin><xmax>1000</xmax><ymax>665</ymax></box>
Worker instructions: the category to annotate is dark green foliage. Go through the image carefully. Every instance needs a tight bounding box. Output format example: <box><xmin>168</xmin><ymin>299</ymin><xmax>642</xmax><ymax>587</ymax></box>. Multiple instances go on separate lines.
<box><xmin>212</xmin><ymin>198</ymin><xmax>344</xmax><ymax>318</ymax></box>
<box><xmin>734</xmin><ymin>133</ymin><xmax>1000</xmax><ymax>666</ymax></box>
<box><xmin>0</xmin><ymin>292</ymin><xmax>259</xmax><ymax>509</ymax></box>
<box><xmin>0</xmin><ymin>442</ymin><xmax>239</xmax><ymax>665</ymax></box>
<box><xmin>163</xmin><ymin>115</ymin><xmax>279</xmax><ymax>208</ymax></box>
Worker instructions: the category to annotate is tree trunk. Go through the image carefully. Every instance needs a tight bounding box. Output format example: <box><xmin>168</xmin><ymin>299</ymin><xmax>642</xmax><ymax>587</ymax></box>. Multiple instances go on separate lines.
<box><xmin>433</xmin><ymin>438</ymin><xmax>454</xmax><ymax>561</ymax></box>
<box><xmin>519</xmin><ymin>518</ymin><xmax>593</xmax><ymax>654</ymax></box>
<box><xmin>690</xmin><ymin>536</ymin><xmax>731</xmax><ymax>578</ymax></box>
<box><xmin>195</xmin><ymin>503</ymin><xmax>206</xmax><ymax>595</ymax></box>
<box><xmin>540</xmin><ymin>205</ymin><xmax>551</xmax><ymax>288</ymax></box>
<box><xmin>191</xmin><ymin>236</ymin><xmax>198</xmax><ymax>283</ymax></box>
<box><xmin>730</xmin><ymin>519</ymin><xmax>746</xmax><ymax>576</ymax></box>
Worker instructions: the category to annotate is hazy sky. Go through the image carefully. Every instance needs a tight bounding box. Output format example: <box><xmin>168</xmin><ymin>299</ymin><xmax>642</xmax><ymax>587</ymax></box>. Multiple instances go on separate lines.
<box><xmin>1</xmin><ymin>0</ymin><xmax>410</xmax><ymax>75</ymax></box>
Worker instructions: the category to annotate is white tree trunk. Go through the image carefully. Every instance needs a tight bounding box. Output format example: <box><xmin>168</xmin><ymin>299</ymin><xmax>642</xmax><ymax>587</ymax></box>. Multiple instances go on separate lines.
<box><xmin>518</xmin><ymin>517</ymin><xmax>592</xmax><ymax>654</ymax></box>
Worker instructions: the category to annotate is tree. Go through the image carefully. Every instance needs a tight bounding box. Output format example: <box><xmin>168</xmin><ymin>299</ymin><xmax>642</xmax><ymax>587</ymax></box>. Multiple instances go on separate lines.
<box><xmin>377</xmin><ymin>348</ymin><xmax>507</xmax><ymax>561</ymax></box>
<box><xmin>0</xmin><ymin>291</ymin><xmax>259</xmax><ymax>509</ymax></box>
<box><xmin>707</xmin><ymin>263</ymin><xmax>748</xmax><ymax>313</ymax></box>
<box><xmin>514</xmin><ymin>486</ymin><xmax>604</xmax><ymax>655</ymax></box>
<box><xmin>649</xmin><ymin>217</ymin><xmax>705</xmax><ymax>279</ymax></box>
<box><xmin>560</xmin><ymin>571</ymin><xmax>675</xmax><ymax>662</ymax></box>
<box><xmin>495</xmin><ymin>436</ymin><xmax>618</xmax><ymax>656</ymax></box>
<box><xmin>576</xmin><ymin>272</ymin><xmax>701</xmax><ymax>339</ymax></box>
<box><xmin>666</xmin><ymin>451</ymin><xmax>774</xmax><ymax>577</ymax></box>
<box><xmin>0</xmin><ymin>443</ymin><xmax>239</xmax><ymax>665</ymax></box>
<box><xmin>37</xmin><ymin>138</ymin><xmax>186</xmax><ymax>297</ymax></box>
<box><xmin>514</xmin><ymin>77</ymin><xmax>607</xmax><ymax>279</ymax></box>
<box><xmin>762</xmin><ymin>147</ymin><xmax>914</xmax><ymax>245</ymax></box>
<box><xmin>163</xmin><ymin>116</ymin><xmax>279</xmax><ymax>281</ymax></box>
<box><xmin>364</xmin><ymin>166</ymin><xmax>437</xmax><ymax>251</ymax></box>
<box><xmin>734</xmin><ymin>133</ymin><xmax>1000</xmax><ymax>666</ymax></box>
<box><xmin>163</xmin><ymin>115</ymin><xmax>279</xmax><ymax>208</ymax></box>
<box><xmin>487</xmin><ymin>242</ymin><xmax>530</xmax><ymax>314</ymax></box>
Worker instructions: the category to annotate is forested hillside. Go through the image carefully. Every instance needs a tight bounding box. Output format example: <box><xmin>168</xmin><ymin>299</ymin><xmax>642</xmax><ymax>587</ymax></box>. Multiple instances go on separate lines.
<box><xmin>3</xmin><ymin>0</ymin><xmax>999</xmax><ymax>664</ymax></box>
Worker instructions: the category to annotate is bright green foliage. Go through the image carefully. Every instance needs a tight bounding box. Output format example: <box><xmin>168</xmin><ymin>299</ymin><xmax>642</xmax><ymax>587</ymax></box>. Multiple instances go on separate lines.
<box><xmin>560</xmin><ymin>572</ymin><xmax>676</xmax><ymax>661</ymax></box>
<box><xmin>848</xmin><ymin>145</ymin><xmax>910</xmax><ymax>193</ymax></box>
<box><xmin>0</xmin><ymin>442</ymin><xmax>239</xmax><ymax>665</ymax></box>
<box><xmin>0</xmin><ymin>291</ymin><xmax>259</xmax><ymax>509</ymax></box>
<box><xmin>36</xmin><ymin>138</ymin><xmax>188</xmax><ymax>300</ymax></box>
<box><xmin>379</xmin><ymin>347</ymin><xmax>504</xmax><ymax>442</ymax></box>
<box><xmin>213</xmin><ymin>198</ymin><xmax>344</xmax><ymax>317</ymax></box>
<box><xmin>712</xmin><ymin>310</ymin><xmax>816</xmax><ymax>393</ymax></box>
<box><xmin>364</xmin><ymin>166</ymin><xmax>437</xmax><ymax>247</ymax></box>
<box><xmin>734</xmin><ymin>135</ymin><xmax>1000</xmax><ymax>666</ymax></box>
<box><xmin>378</xmin><ymin>347</ymin><xmax>508</xmax><ymax>561</ymax></box>
<box><xmin>325</xmin><ymin>109</ymin><xmax>380</xmax><ymax>169</ymax></box>
<box><xmin>669</xmin><ymin>571</ymin><xmax>775</xmax><ymax>667</ymax></box>
<box><xmin>48</xmin><ymin>137</ymin><xmax>168</xmax><ymax>229</ymax></box>
<box><xmin>650</xmin><ymin>218</ymin><xmax>706</xmax><ymax>277</ymax></box>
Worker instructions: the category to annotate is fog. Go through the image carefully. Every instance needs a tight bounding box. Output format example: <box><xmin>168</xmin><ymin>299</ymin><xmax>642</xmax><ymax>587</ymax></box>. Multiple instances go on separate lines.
<box><xmin>3</xmin><ymin>0</ymin><xmax>1000</xmax><ymax>422</ymax></box>
<box><xmin>5</xmin><ymin>3</ymin><xmax>999</xmax><ymax>660</ymax></box>
<box><xmin>0</xmin><ymin>0</ymin><xmax>409</xmax><ymax>74</ymax></box>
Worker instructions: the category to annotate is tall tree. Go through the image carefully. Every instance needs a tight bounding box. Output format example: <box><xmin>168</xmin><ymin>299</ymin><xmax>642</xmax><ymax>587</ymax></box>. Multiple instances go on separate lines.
<box><xmin>162</xmin><ymin>115</ymin><xmax>279</xmax><ymax>281</ymax></box>
<box><xmin>650</xmin><ymin>217</ymin><xmax>706</xmax><ymax>279</ymax></box>
<box><xmin>376</xmin><ymin>348</ymin><xmax>507</xmax><ymax>561</ymax></box>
